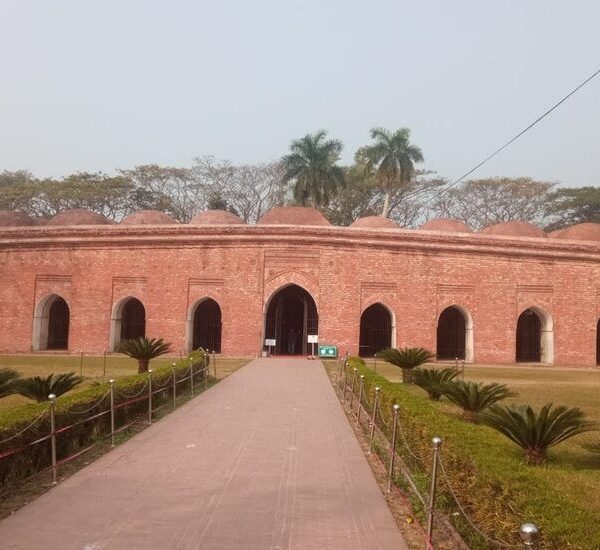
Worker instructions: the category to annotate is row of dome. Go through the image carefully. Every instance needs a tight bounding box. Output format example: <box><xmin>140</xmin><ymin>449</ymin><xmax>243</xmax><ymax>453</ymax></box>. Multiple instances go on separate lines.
<box><xmin>0</xmin><ymin>206</ymin><xmax>599</xmax><ymax>242</ymax></box>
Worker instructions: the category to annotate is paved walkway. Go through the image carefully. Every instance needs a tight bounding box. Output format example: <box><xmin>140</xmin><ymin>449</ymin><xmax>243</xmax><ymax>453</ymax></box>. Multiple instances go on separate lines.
<box><xmin>0</xmin><ymin>359</ymin><xmax>407</xmax><ymax>550</ymax></box>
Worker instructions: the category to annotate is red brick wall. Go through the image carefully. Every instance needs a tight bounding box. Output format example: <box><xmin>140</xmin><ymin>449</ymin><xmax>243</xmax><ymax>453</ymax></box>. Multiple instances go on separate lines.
<box><xmin>1</xmin><ymin>224</ymin><xmax>599</xmax><ymax>367</ymax></box>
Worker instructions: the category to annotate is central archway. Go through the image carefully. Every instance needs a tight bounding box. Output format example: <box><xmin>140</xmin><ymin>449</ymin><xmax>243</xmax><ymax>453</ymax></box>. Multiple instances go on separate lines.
<box><xmin>264</xmin><ymin>285</ymin><xmax>318</xmax><ymax>355</ymax></box>
<box><xmin>109</xmin><ymin>297</ymin><xmax>146</xmax><ymax>351</ymax></box>
<box><xmin>436</xmin><ymin>305</ymin><xmax>474</xmax><ymax>363</ymax></box>
<box><xmin>32</xmin><ymin>294</ymin><xmax>70</xmax><ymax>351</ymax></box>
<box><xmin>192</xmin><ymin>299</ymin><xmax>222</xmax><ymax>352</ymax></box>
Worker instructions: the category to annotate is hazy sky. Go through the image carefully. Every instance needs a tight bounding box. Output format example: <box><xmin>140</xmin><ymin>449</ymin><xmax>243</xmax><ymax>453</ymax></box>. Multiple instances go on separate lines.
<box><xmin>1</xmin><ymin>1</ymin><xmax>599</xmax><ymax>187</ymax></box>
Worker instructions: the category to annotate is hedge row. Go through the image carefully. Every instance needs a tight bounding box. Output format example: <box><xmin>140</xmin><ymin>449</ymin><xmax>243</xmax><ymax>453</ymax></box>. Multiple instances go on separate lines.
<box><xmin>345</xmin><ymin>357</ymin><xmax>598</xmax><ymax>550</ymax></box>
<box><xmin>0</xmin><ymin>350</ymin><xmax>210</xmax><ymax>491</ymax></box>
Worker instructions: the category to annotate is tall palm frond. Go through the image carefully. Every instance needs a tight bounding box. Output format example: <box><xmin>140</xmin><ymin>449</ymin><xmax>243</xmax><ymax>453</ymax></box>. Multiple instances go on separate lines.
<box><xmin>13</xmin><ymin>372</ymin><xmax>84</xmax><ymax>402</ymax></box>
<box><xmin>482</xmin><ymin>403</ymin><xmax>596</xmax><ymax>465</ymax></box>
<box><xmin>443</xmin><ymin>381</ymin><xmax>515</xmax><ymax>422</ymax></box>
<box><xmin>118</xmin><ymin>337</ymin><xmax>172</xmax><ymax>373</ymax></box>
<box><xmin>282</xmin><ymin>130</ymin><xmax>345</xmax><ymax>207</ymax></box>
<box><xmin>359</xmin><ymin>127</ymin><xmax>424</xmax><ymax>217</ymax></box>
<box><xmin>0</xmin><ymin>368</ymin><xmax>20</xmax><ymax>398</ymax></box>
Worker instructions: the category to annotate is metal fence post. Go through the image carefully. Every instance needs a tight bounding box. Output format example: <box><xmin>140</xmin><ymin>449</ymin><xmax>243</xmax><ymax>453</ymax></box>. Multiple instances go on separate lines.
<box><xmin>204</xmin><ymin>356</ymin><xmax>208</xmax><ymax>389</ymax></box>
<box><xmin>519</xmin><ymin>523</ymin><xmax>539</xmax><ymax>549</ymax></box>
<box><xmin>426</xmin><ymin>436</ymin><xmax>443</xmax><ymax>545</ymax></box>
<box><xmin>369</xmin><ymin>386</ymin><xmax>380</xmax><ymax>452</ymax></box>
<box><xmin>387</xmin><ymin>404</ymin><xmax>400</xmax><ymax>492</ymax></box>
<box><xmin>356</xmin><ymin>375</ymin><xmax>364</xmax><ymax>423</ymax></box>
<box><xmin>103</xmin><ymin>349</ymin><xmax>107</xmax><ymax>378</ymax></box>
<box><xmin>340</xmin><ymin>360</ymin><xmax>348</xmax><ymax>392</ymax></box>
<box><xmin>109</xmin><ymin>380</ymin><xmax>115</xmax><ymax>448</ymax></box>
<box><xmin>212</xmin><ymin>349</ymin><xmax>216</xmax><ymax>376</ymax></box>
<box><xmin>190</xmin><ymin>359</ymin><xmax>194</xmax><ymax>397</ymax></box>
<box><xmin>49</xmin><ymin>393</ymin><xmax>57</xmax><ymax>485</ymax></box>
<box><xmin>79</xmin><ymin>350</ymin><xmax>84</xmax><ymax>376</ymax></box>
<box><xmin>374</xmin><ymin>353</ymin><xmax>378</xmax><ymax>373</ymax></box>
<box><xmin>172</xmin><ymin>363</ymin><xmax>177</xmax><ymax>410</ymax></box>
<box><xmin>147</xmin><ymin>370</ymin><xmax>153</xmax><ymax>425</ymax></box>
<box><xmin>349</xmin><ymin>368</ymin><xmax>357</xmax><ymax>406</ymax></box>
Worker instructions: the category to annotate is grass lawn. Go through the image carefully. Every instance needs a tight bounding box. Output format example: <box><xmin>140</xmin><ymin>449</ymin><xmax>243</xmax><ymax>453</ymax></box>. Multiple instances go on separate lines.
<box><xmin>0</xmin><ymin>354</ymin><xmax>250</xmax><ymax>411</ymax></box>
<box><xmin>362</xmin><ymin>358</ymin><xmax>600</xmax><ymax>545</ymax></box>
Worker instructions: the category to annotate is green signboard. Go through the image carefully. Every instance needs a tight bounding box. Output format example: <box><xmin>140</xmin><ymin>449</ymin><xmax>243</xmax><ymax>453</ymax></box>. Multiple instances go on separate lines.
<box><xmin>318</xmin><ymin>345</ymin><xmax>338</xmax><ymax>358</ymax></box>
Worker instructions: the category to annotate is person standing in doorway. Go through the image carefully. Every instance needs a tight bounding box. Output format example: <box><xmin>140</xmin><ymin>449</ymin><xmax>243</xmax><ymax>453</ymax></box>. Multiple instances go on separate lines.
<box><xmin>287</xmin><ymin>328</ymin><xmax>298</xmax><ymax>354</ymax></box>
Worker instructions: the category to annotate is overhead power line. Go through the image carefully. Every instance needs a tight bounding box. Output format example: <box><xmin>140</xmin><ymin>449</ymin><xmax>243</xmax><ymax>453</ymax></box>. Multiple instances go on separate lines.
<box><xmin>433</xmin><ymin>66</ymin><xmax>600</xmax><ymax>199</ymax></box>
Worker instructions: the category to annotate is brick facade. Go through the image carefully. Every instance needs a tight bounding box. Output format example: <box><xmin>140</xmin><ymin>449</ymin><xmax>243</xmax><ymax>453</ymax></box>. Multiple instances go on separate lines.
<box><xmin>1</xmin><ymin>212</ymin><xmax>599</xmax><ymax>367</ymax></box>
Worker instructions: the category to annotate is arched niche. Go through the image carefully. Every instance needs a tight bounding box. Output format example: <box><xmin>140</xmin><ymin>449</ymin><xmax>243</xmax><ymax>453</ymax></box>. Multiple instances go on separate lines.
<box><xmin>186</xmin><ymin>298</ymin><xmax>222</xmax><ymax>353</ymax></box>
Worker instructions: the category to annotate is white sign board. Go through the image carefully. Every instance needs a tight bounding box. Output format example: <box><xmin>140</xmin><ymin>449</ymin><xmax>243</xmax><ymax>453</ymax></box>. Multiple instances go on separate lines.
<box><xmin>265</xmin><ymin>339</ymin><xmax>276</xmax><ymax>347</ymax></box>
<box><xmin>307</xmin><ymin>334</ymin><xmax>319</xmax><ymax>344</ymax></box>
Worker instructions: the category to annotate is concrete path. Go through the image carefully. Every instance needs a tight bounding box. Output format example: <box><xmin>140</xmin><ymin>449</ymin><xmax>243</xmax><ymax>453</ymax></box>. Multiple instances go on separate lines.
<box><xmin>0</xmin><ymin>358</ymin><xmax>407</xmax><ymax>550</ymax></box>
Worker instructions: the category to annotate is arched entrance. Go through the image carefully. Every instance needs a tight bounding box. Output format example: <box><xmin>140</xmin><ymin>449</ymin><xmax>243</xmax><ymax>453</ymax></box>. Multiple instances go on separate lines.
<box><xmin>436</xmin><ymin>305</ymin><xmax>474</xmax><ymax>363</ymax></box>
<box><xmin>516</xmin><ymin>307</ymin><xmax>553</xmax><ymax>364</ymax></box>
<box><xmin>32</xmin><ymin>294</ymin><xmax>70</xmax><ymax>351</ymax></box>
<box><xmin>110</xmin><ymin>297</ymin><xmax>146</xmax><ymax>351</ymax></box>
<box><xmin>359</xmin><ymin>303</ymin><xmax>393</xmax><ymax>357</ymax></box>
<box><xmin>192</xmin><ymin>299</ymin><xmax>222</xmax><ymax>352</ymax></box>
<box><xmin>264</xmin><ymin>285</ymin><xmax>318</xmax><ymax>355</ymax></box>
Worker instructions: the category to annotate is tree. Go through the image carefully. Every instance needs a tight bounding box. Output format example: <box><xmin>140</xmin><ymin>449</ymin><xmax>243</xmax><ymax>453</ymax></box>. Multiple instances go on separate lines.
<box><xmin>544</xmin><ymin>186</ymin><xmax>600</xmax><ymax>231</ymax></box>
<box><xmin>358</xmin><ymin>127</ymin><xmax>424</xmax><ymax>218</ymax></box>
<box><xmin>120</xmin><ymin>165</ymin><xmax>201</xmax><ymax>222</ymax></box>
<box><xmin>377</xmin><ymin>347</ymin><xmax>433</xmax><ymax>384</ymax></box>
<box><xmin>282</xmin><ymin>131</ymin><xmax>345</xmax><ymax>208</ymax></box>
<box><xmin>432</xmin><ymin>177</ymin><xmax>555</xmax><ymax>230</ymax></box>
<box><xmin>192</xmin><ymin>157</ymin><xmax>286</xmax><ymax>223</ymax></box>
<box><xmin>483</xmin><ymin>403</ymin><xmax>595</xmax><ymax>465</ymax></box>
<box><xmin>13</xmin><ymin>373</ymin><xmax>84</xmax><ymax>402</ymax></box>
<box><xmin>118</xmin><ymin>337</ymin><xmax>171</xmax><ymax>374</ymax></box>
<box><xmin>442</xmin><ymin>381</ymin><xmax>515</xmax><ymax>423</ymax></box>
<box><xmin>0</xmin><ymin>368</ymin><xmax>20</xmax><ymax>398</ymax></box>
<box><xmin>412</xmin><ymin>367</ymin><xmax>457</xmax><ymax>401</ymax></box>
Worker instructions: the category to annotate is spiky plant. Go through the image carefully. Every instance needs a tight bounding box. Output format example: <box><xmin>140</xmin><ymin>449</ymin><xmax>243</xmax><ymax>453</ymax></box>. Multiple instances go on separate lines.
<box><xmin>412</xmin><ymin>368</ymin><xmax>458</xmax><ymax>401</ymax></box>
<box><xmin>118</xmin><ymin>337</ymin><xmax>172</xmax><ymax>373</ymax></box>
<box><xmin>483</xmin><ymin>404</ymin><xmax>596</xmax><ymax>465</ymax></box>
<box><xmin>0</xmin><ymin>368</ymin><xmax>20</xmax><ymax>398</ymax></box>
<box><xmin>377</xmin><ymin>347</ymin><xmax>434</xmax><ymax>384</ymax></box>
<box><xmin>13</xmin><ymin>372</ymin><xmax>84</xmax><ymax>402</ymax></box>
<box><xmin>442</xmin><ymin>381</ymin><xmax>515</xmax><ymax>422</ymax></box>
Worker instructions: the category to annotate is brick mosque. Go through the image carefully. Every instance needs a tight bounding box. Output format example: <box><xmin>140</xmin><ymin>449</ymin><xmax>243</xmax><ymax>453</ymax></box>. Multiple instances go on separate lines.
<box><xmin>1</xmin><ymin>205</ymin><xmax>600</xmax><ymax>367</ymax></box>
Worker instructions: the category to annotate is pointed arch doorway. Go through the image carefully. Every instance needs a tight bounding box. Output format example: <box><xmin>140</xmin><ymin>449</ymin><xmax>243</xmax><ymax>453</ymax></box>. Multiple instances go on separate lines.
<box><xmin>264</xmin><ymin>285</ymin><xmax>318</xmax><ymax>355</ymax></box>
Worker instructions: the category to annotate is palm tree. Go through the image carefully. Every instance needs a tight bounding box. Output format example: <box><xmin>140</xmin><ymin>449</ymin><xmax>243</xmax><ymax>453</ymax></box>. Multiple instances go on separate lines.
<box><xmin>359</xmin><ymin>127</ymin><xmax>424</xmax><ymax>218</ymax></box>
<box><xmin>443</xmin><ymin>381</ymin><xmax>515</xmax><ymax>423</ymax></box>
<box><xmin>282</xmin><ymin>130</ymin><xmax>345</xmax><ymax>207</ymax></box>
<box><xmin>483</xmin><ymin>404</ymin><xmax>595</xmax><ymax>465</ymax></box>
<box><xmin>118</xmin><ymin>337</ymin><xmax>172</xmax><ymax>373</ymax></box>
<box><xmin>412</xmin><ymin>367</ymin><xmax>457</xmax><ymax>401</ymax></box>
<box><xmin>0</xmin><ymin>368</ymin><xmax>20</xmax><ymax>398</ymax></box>
<box><xmin>13</xmin><ymin>372</ymin><xmax>84</xmax><ymax>402</ymax></box>
<box><xmin>377</xmin><ymin>347</ymin><xmax>433</xmax><ymax>384</ymax></box>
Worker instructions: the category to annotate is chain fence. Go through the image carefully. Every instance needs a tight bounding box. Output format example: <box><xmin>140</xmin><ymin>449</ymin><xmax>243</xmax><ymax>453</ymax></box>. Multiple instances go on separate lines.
<box><xmin>332</xmin><ymin>357</ymin><xmax>537</xmax><ymax>549</ymax></box>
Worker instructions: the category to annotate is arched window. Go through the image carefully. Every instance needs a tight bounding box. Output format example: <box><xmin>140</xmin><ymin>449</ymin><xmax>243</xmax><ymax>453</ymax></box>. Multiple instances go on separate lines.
<box><xmin>359</xmin><ymin>303</ymin><xmax>393</xmax><ymax>357</ymax></box>
<box><xmin>110</xmin><ymin>297</ymin><xmax>146</xmax><ymax>351</ymax></box>
<box><xmin>32</xmin><ymin>294</ymin><xmax>70</xmax><ymax>351</ymax></box>
<box><xmin>264</xmin><ymin>284</ymin><xmax>318</xmax><ymax>355</ymax></box>
<box><xmin>192</xmin><ymin>299</ymin><xmax>222</xmax><ymax>352</ymax></box>
<box><xmin>516</xmin><ymin>307</ymin><xmax>553</xmax><ymax>364</ymax></box>
<box><xmin>436</xmin><ymin>306</ymin><xmax>474</xmax><ymax>363</ymax></box>
<box><xmin>47</xmin><ymin>298</ymin><xmax>70</xmax><ymax>350</ymax></box>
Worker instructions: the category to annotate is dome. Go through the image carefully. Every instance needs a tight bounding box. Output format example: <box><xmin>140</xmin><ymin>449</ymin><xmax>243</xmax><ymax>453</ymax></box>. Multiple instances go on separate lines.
<box><xmin>479</xmin><ymin>221</ymin><xmax>546</xmax><ymax>239</ymax></box>
<box><xmin>0</xmin><ymin>210</ymin><xmax>35</xmax><ymax>227</ymax></box>
<box><xmin>547</xmin><ymin>229</ymin><xmax>564</xmax><ymax>238</ymax></box>
<box><xmin>553</xmin><ymin>223</ymin><xmax>600</xmax><ymax>242</ymax></box>
<box><xmin>420</xmin><ymin>218</ymin><xmax>472</xmax><ymax>233</ymax></box>
<box><xmin>121</xmin><ymin>210</ymin><xmax>177</xmax><ymax>225</ymax></box>
<box><xmin>190</xmin><ymin>210</ymin><xmax>245</xmax><ymax>225</ymax></box>
<box><xmin>257</xmin><ymin>206</ymin><xmax>331</xmax><ymax>226</ymax></box>
<box><xmin>350</xmin><ymin>216</ymin><xmax>399</xmax><ymax>229</ymax></box>
<box><xmin>47</xmin><ymin>209</ymin><xmax>112</xmax><ymax>226</ymax></box>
